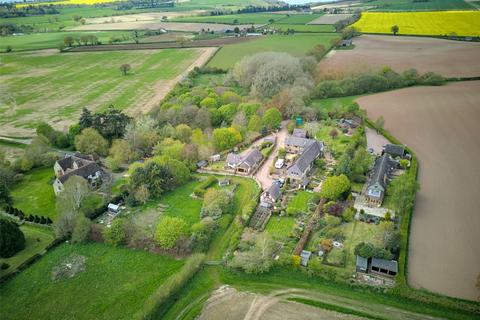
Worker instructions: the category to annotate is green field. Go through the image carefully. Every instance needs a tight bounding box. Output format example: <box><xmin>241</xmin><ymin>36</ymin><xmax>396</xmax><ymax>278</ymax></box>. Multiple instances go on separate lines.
<box><xmin>0</xmin><ymin>224</ymin><xmax>55</xmax><ymax>277</ymax></box>
<box><xmin>265</xmin><ymin>216</ymin><xmax>295</xmax><ymax>240</ymax></box>
<box><xmin>1</xmin><ymin>31</ymin><xmax>142</xmax><ymax>51</ymax></box>
<box><xmin>275</xmin><ymin>13</ymin><xmax>323</xmax><ymax>24</ymax></box>
<box><xmin>172</xmin><ymin>12</ymin><xmax>287</xmax><ymax>24</ymax></box>
<box><xmin>286</xmin><ymin>191</ymin><xmax>315</xmax><ymax>213</ymax></box>
<box><xmin>365</xmin><ymin>0</ymin><xmax>475</xmax><ymax>11</ymax></box>
<box><xmin>0</xmin><ymin>243</ymin><xmax>184</xmax><ymax>320</ymax></box>
<box><xmin>11</xmin><ymin>167</ymin><xmax>57</xmax><ymax>220</ymax></box>
<box><xmin>0</xmin><ymin>48</ymin><xmax>201</xmax><ymax>133</ymax></box>
<box><xmin>270</xmin><ymin>23</ymin><xmax>335</xmax><ymax>33</ymax></box>
<box><xmin>208</xmin><ymin>33</ymin><xmax>339</xmax><ymax>69</ymax></box>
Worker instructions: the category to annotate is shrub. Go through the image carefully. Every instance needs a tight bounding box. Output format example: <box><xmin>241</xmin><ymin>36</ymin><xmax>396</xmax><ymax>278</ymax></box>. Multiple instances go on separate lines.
<box><xmin>286</xmin><ymin>207</ymin><xmax>300</xmax><ymax>216</ymax></box>
<box><xmin>155</xmin><ymin>217</ymin><xmax>189</xmax><ymax>249</ymax></box>
<box><xmin>71</xmin><ymin>215</ymin><xmax>92</xmax><ymax>244</ymax></box>
<box><xmin>103</xmin><ymin>219</ymin><xmax>127</xmax><ymax>247</ymax></box>
<box><xmin>0</xmin><ymin>219</ymin><xmax>25</xmax><ymax>258</ymax></box>
<box><xmin>342</xmin><ymin>207</ymin><xmax>356</xmax><ymax>222</ymax></box>
<box><xmin>1</xmin><ymin>262</ymin><xmax>9</xmax><ymax>270</ymax></box>
<box><xmin>320</xmin><ymin>175</ymin><xmax>351</xmax><ymax>200</ymax></box>
<box><xmin>354</xmin><ymin>242</ymin><xmax>393</xmax><ymax>260</ymax></box>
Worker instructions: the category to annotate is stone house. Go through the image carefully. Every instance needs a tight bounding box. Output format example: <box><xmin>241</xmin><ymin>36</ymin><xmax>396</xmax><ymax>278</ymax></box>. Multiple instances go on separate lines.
<box><xmin>226</xmin><ymin>149</ymin><xmax>263</xmax><ymax>174</ymax></box>
<box><xmin>365</xmin><ymin>154</ymin><xmax>397</xmax><ymax>206</ymax></box>
<box><xmin>286</xmin><ymin>140</ymin><xmax>323</xmax><ymax>180</ymax></box>
<box><xmin>53</xmin><ymin>155</ymin><xmax>103</xmax><ymax>195</ymax></box>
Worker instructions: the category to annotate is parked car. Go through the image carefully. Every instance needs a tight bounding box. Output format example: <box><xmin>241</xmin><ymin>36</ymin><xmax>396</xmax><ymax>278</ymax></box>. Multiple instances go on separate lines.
<box><xmin>275</xmin><ymin>158</ymin><xmax>284</xmax><ymax>169</ymax></box>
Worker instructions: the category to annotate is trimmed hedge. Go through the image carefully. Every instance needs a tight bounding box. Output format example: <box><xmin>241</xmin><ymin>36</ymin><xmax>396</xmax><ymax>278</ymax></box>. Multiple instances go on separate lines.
<box><xmin>193</xmin><ymin>176</ymin><xmax>217</xmax><ymax>198</ymax></box>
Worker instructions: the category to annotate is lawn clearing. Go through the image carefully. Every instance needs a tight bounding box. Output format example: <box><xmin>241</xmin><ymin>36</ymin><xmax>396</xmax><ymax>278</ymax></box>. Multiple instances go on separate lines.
<box><xmin>207</xmin><ymin>33</ymin><xmax>339</xmax><ymax>69</ymax></box>
<box><xmin>314</xmin><ymin>124</ymin><xmax>353</xmax><ymax>158</ymax></box>
<box><xmin>265</xmin><ymin>216</ymin><xmax>296</xmax><ymax>240</ymax></box>
<box><xmin>359</xmin><ymin>80</ymin><xmax>480</xmax><ymax>301</ymax></box>
<box><xmin>0</xmin><ymin>224</ymin><xmax>55</xmax><ymax>277</ymax></box>
<box><xmin>287</xmin><ymin>191</ymin><xmax>315</xmax><ymax>213</ymax></box>
<box><xmin>318</xmin><ymin>34</ymin><xmax>480</xmax><ymax>78</ymax></box>
<box><xmin>352</xmin><ymin>11</ymin><xmax>480</xmax><ymax>36</ymax></box>
<box><xmin>0</xmin><ymin>48</ymin><xmax>209</xmax><ymax>135</ymax></box>
<box><xmin>0</xmin><ymin>242</ymin><xmax>184</xmax><ymax>320</ymax></box>
<box><xmin>269</xmin><ymin>23</ymin><xmax>335</xmax><ymax>33</ymax></box>
<box><xmin>11</xmin><ymin>167</ymin><xmax>57</xmax><ymax>220</ymax></box>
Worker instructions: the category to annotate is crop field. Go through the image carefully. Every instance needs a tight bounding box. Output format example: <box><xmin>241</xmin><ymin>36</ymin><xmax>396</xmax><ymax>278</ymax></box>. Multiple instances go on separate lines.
<box><xmin>18</xmin><ymin>0</ymin><xmax>128</xmax><ymax>7</ymax></box>
<box><xmin>269</xmin><ymin>23</ymin><xmax>335</xmax><ymax>33</ymax></box>
<box><xmin>10</xmin><ymin>168</ymin><xmax>57</xmax><ymax>220</ymax></box>
<box><xmin>352</xmin><ymin>11</ymin><xmax>480</xmax><ymax>36</ymax></box>
<box><xmin>1</xmin><ymin>31</ymin><xmax>140</xmax><ymax>51</ymax></box>
<box><xmin>308</xmin><ymin>14</ymin><xmax>353</xmax><ymax>25</ymax></box>
<box><xmin>365</xmin><ymin>0</ymin><xmax>475</xmax><ymax>11</ymax></box>
<box><xmin>358</xmin><ymin>80</ymin><xmax>480</xmax><ymax>301</ymax></box>
<box><xmin>0</xmin><ymin>224</ymin><xmax>55</xmax><ymax>277</ymax></box>
<box><xmin>318</xmin><ymin>35</ymin><xmax>480</xmax><ymax>78</ymax></box>
<box><xmin>274</xmin><ymin>13</ymin><xmax>323</xmax><ymax>24</ymax></box>
<box><xmin>0</xmin><ymin>48</ymin><xmax>211</xmax><ymax>135</ymax></box>
<box><xmin>0</xmin><ymin>243</ymin><xmax>184</xmax><ymax>320</ymax></box>
<box><xmin>208</xmin><ymin>33</ymin><xmax>340</xmax><ymax>69</ymax></box>
<box><xmin>171</xmin><ymin>12</ymin><xmax>287</xmax><ymax>24</ymax></box>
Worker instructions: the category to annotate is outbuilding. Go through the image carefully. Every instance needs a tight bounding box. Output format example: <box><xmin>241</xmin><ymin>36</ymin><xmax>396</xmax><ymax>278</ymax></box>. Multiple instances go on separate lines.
<box><xmin>300</xmin><ymin>250</ymin><xmax>312</xmax><ymax>267</ymax></box>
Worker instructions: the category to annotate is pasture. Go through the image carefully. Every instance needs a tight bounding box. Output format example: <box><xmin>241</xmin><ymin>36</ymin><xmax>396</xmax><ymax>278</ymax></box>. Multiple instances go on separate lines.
<box><xmin>308</xmin><ymin>14</ymin><xmax>353</xmax><ymax>25</ymax></box>
<box><xmin>0</xmin><ymin>243</ymin><xmax>184</xmax><ymax>320</ymax></box>
<box><xmin>171</xmin><ymin>12</ymin><xmax>287</xmax><ymax>24</ymax></box>
<box><xmin>0</xmin><ymin>48</ymin><xmax>209</xmax><ymax>135</ymax></box>
<box><xmin>275</xmin><ymin>13</ymin><xmax>323</xmax><ymax>24</ymax></box>
<box><xmin>0</xmin><ymin>224</ymin><xmax>55</xmax><ymax>277</ymax></box>
<box><xmin>208</xmin><ymin>33</ymin><xmax>340</xmax><ymax>69</ymax></box>
<box><xmin>269</xmin><ymin>23</ymin><xmax>335</xmax><ymax>33</ymax></box>
<box><xmin>318</xmin><ymin>35</ymin><xmax>480</xmax><ymax>78</ymax></box>
<box><xmin>70</xmin><ymin>21</ymin><xmax>256</xmax><ymax>32</ymax></box>
<box><xmin>10</xmin><ymin>168</ymin><xmax>57</xmax><ymax>220</ymax></box>
<box><xmin>358</xmin><ymin>81</ymin><xmax>480</xmax><ymax>301</ymax></box>
<box><xmin>352</xmin><ymin>11</ymin><xmax>480</xmax><ymax>36</ymax></box>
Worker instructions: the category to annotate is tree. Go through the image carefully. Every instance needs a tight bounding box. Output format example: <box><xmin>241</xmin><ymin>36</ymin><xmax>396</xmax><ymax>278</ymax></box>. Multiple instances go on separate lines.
<box><xmin>119</xmin><ymin>64</ymin><xmax>131</xmax><ymax>76</ymax></box>
<box><xmin>391</xmin><ymin>25</ymin><xmax>399</xmax><ymax>36</ymax></box>
<box><xmin>103</xmin><ymin>218</ymin><xmax>127</xmax><ymax>246</ymax></box>
<box><xmin>389</xmin><ymin>173</ymin><xmax>419</xmax><ymax>214</ymax></box>
<box><xmin>354</xmin><ymin>242</ymin><xmax>393</xmax><ymax>260</ymax></box>
<box><xmin>248</xmin><ymin>114</ymin><xmax>262</xmax><ymax>132</ymax></box>
<box><xmin>320</xmin><ymin>175</ymin><xmax>351</xmax><ymax>200</ymax></box>
<box><xmin>75</xmin><ymin>128</ymin><xmax>109</xmax><ymax>156</ymax></box>
<box><xmin>64</xmin><ymin>36</ymin><xmax>74</xmax><ymax>47</ymax></box>
<box><xmin>155</xmin><ymin>216</ymin><xmax>189</xmax><ymax>249</ymax></box>
<box><xmin>79</xmin><ymin>108</ymin><xmax>93</xmax><ymax>129</ymax></box>
<box><xmin>0</xmin><ymin>219</ymin><xmax>25</xmax><ymax>258</ymax></box>
<box><xmin>154</xmin><ymin>138</ymin><xmax>185</xmax><ymax>160</ymax></box>
<box><xmin>229</xmin><ymin>234</ymin><xmax>274</xmax><ymax>274</ymax></box>
<box><xmin>212</xmin><ymin>127</ymin><xmax>242</xmax><ymax>151</ymax></box>
<box><xmin>53</xmin><ymin>212</ymin><xmax>76</xmax><ymax>238</ymax></box>
<box><xmin>175</xmin><ymin>124</ymin><xmax>192</xmax><ymax>143</ymax></box>
<box><xmin>262</xmin><ymin>107</ymin><xmax>282</xmax><ymax>130</ymax></box>
<box><xmin>107</xmin><ymin>139</ymin><xmax>135</xmax><ymax>170</ymax></box>
<box><xmin>329</xmin><ymin>128</ymin><xmax>338</xmax><ymax>139</ymax></box>
<box><xmin>71</xmin><ymin>214</ymin><xmax>91</xmax><ymax>243</ymax></box>
<box><xmin>374</xmin><ymin>115</ymin><xmax>385</xmax><ymax>133</ymax></box>
<box><xmin>201</xmin><ymin>189</ymin><xmax>233</xmax><ymax>220</ymax></box>
<box><xmin>0</xmin><ymin>183</ymin><xmax>12</xmax><ymax>206</ymax></box>
<box><xmin>56</xmin><ymin>176</ymin><xmax>91</xmax><ymax>214</ymax></box>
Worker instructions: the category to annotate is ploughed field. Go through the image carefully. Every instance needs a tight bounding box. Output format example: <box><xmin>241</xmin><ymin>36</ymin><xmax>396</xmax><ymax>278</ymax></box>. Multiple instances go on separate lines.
<box><xmin>357</xmin><ymin>81</ymin><xmax>480</xmax><ymax>301</ymax></box>
<box><xmin>0</xmin><ymin>48</ymin><xmax>213</xmax><ymax>136</ymax></box>
<box><xmin>318</xmin><ymin>35</ymin><xmax>480</xmax><ymax>78</ymax></box>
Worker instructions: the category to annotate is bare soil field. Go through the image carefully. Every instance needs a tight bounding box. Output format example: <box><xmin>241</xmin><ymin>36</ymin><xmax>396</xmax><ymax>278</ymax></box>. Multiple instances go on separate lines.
<box><xmin>70</xmin><ymin>21</ymin><xmax>257</xmax><ymax>32</ymax></box>
<box><xmin>357</xmin><ymin>81</ymin><xmax>480</xmax><ymax>301</ymax></box>
<box><xmin>85</xmin><ymin>10</ymin><xmax>205</xmax><ymax>24</ymax></box>
<box><xmin>318</xmin><ymin>35</ymin><xmax>480</xmax><ymax>78</ymax></box>
<box><xmin>308</xmin><ymin>14</ymin><xmax>352</xmax><ymax>24</ymax></box>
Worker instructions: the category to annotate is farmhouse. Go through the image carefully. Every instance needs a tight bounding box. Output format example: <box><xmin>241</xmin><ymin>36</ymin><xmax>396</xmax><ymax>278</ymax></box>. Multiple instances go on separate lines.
<box><xmin>260</xmin><ymin>182</ymin><xmax>281</xmax><ymax>207</ymax></box>
<box><xmin>285</xmin><ymin>136</ymin><xmax>316</xmax><ymax>154</ymax></box>
<box><xmin>287</xmin><ymin>140</ymin><xmax>323</xmax><ymax>180</ymax></box>
<box><xmin>365</xmin><ymin>154</ymin><xmax>397</xmax><ymax>206</ymax></box>
<box><xmin>53</xmin><ymin>155</ymin><xmax>103</xmax><ymax>195</ymax></box>
<box><xmin>226</xmin><ymin>149</ymin><xmax>263</xmax><ymax>174</ymax></box>
<box><xmin>383</xmin><ymin>144</ymin><xmax>406</xmax><ymax>158</ymax></box>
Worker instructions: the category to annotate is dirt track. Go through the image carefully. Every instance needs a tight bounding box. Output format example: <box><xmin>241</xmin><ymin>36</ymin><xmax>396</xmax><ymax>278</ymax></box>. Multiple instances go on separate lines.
<box><xmin>318</xmin><ymin>35</ymin><xmax>480</xmax><ymax>78</ymax></box>
<box><xmin>357</xmin><ymin>81</ymin><xmax>480</xmax><ymax>301</ymax></box>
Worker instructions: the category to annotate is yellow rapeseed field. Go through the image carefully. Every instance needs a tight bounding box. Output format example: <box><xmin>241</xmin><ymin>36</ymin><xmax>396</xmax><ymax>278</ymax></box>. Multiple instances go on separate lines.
<box><xmin>17</xmin><ymin>0</ymin><xmax>126</xmax><ymax>7</ymax></box>
<box><xmin>353</xmin><ymin>11</ymin><xmax>480</xmax><ymax>37</ymax></box>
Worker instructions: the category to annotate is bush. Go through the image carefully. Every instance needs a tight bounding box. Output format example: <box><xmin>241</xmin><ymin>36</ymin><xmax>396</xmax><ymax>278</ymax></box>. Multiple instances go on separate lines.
<box><xmin>342</xmin><ymin>207</ymin><xmax>356</xmax><ymax>222</ymax></box>
<box><xmin>0</xmin><ymin>219</ymin><xmax>25</xmax><ymax>258</ymax></box>
<box><xmin>103</xmin><ymin>219</ymin><xmax>127</xmax><ymax>246</ymax></box>
<box><xmin>71</xmin><ymin>215</ymin><xmax>92</xmax><ymax>244</ymax></box>
<box><xmin>286</xmin><ymin>207</ymin><xmax>300</xmax><ymax>216</ymax></box>
<box><xmin>155</xmin><ymin>217</ymin><xmax>189</xmax><ymax>249</ymax></box>
<box><xmin>1</xmin><ymin>262</ymin><xmax>9</xmax><ymax>270</ymax></box>
<box><xmin>354</xmin><ymin>242</ymin><xmax>393</xmax><ymax>260</ymax></box>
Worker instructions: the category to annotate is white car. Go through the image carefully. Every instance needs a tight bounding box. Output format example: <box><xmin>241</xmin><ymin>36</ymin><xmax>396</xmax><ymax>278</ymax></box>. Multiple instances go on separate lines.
<box><xmin>275</xmin><ymin>159</ymin><xmax>284</xmax><ymax>169</ymax></box>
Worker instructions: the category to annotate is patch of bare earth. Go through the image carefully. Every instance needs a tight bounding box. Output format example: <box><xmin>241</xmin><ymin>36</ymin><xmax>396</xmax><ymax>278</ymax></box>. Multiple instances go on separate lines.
<box><xmin>129</xmin><ymin>47</ymin><xmax>217</xmax><ymax>115</ymax></box>
<box><xmin>318</xmin><ymin>35</ymin><xmax>480</xmax><ymax>78</ymax></box>
<box><xmin>357</xmin><ymin>81</ymin><xmax>480</xmax><ymax>301</ymax></box>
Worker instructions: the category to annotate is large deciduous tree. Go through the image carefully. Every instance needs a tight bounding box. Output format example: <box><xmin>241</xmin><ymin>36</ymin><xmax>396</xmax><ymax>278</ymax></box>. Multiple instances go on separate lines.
<box><xmin>75</xmin><ymin>128</ymin><xmax>109</xmax><ymax>156</ymax></box>
<box><xmin>0</xmin><ymin>219</ymin><xmax>25</xmax><ymax>258</ymax></box>
<box><xmin>261</xmin><ymin>107</ymin><xmax>282</xmax><ymax>130</ymax></box>
<box><xmin>320</xmin><ymin>174</ymin><xmax>351</xmax><ymax>200</ymax></box>
<box><xmin>212</xmin><ymin>127</ymin><xmax>242</xmax><ymax>151</ymax></box>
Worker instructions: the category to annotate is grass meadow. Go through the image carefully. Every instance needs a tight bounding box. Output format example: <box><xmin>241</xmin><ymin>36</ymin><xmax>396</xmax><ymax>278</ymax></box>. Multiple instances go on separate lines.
<box><xmin>208</xmin><ymin>33</ymin><xmax>339</xmax><ymax>69</ymax></box>
<box><xmin>0</xmin><ymin>224</ymin><xmax>55</xmax><ymax>277</ymax></box>
<box><xmin>352</xmin><ymin>11</ymin><xmax>480</xmax><ymax>36</ymax></box>
<box><xmin>275</xmin><ymin>13</ymin><xmax>323</xmax><ymax>24</ymax></box>
<box><xmin>11</xmin><ymin>167</ymin><xmax>57</xmax><ymax>220</ymax></box>
<box><xmin>0</xmin><ymin>48</ymin><xmax>201</xmax><ymax>133</ymax></box>
<box><xmin>0</xmin><ymin>242</ymin><xmax>184</xmax><ymax>320</ymax></box>
<box><xmin>270</xmin><ymin>23</ymin><xmax>335</xmax><ymax>33</ymax></box>
<box><xmin>172</xmin><ymin>12</ymin><xmax>288</xmax><ymax>24</ymax></box>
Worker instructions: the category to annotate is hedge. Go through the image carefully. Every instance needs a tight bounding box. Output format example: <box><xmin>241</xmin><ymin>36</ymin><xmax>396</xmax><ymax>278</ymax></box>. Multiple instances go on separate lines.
<box><xmin>193</xmin><ymin>176</ymin><xmax>217</xmax><ymax>197</ymax></box>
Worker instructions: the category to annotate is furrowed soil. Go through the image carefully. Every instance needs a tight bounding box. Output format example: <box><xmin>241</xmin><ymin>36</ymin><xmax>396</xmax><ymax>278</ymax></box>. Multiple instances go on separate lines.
<box><xmin>318</xmin><ymin>35</ymin><xmax>480</xmax><ymax>78</ymax></box>
<box><xmin>357</xmin><ymin>81</ymin><xmax>480</xmax><ymax>301</ymax></box>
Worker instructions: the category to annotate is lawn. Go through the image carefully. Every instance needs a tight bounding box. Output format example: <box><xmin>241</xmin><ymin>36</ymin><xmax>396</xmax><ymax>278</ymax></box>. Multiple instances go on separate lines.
<box><xmin>315</xmin><ymin>124</ymin><xmax>353</xmax><ymax>158</ymax></box>
<box><xmin>310</xmin><ymin>96</ymin><xmax>362</xmax><ymax>113</ymax></box>
<box><xmin>208</xmin><ymin>33</ymin><xmax>340</xmax><ymax>69</ymax></box>
<box><xmin>171</xmin><ymin>12</ymin><xmax>287</xmax><ymax>24</ymax></box>
<box><xmin>11</xmin><ymin>167</ymin><xmax>57</xmax><ymax>220</ymax></box>
<box><xmin>0</xmin><ymin>224</ymin><xmax>55</xmax><ymax>277</ymax></box>
<box><xmin>1</xmin><ymin>31</ymin><xmax>142</xmax><ymax>51</ymax></box>
<box><xmin>264</xmin><ymin>216</ymin><xmax>295</xmax><ymax>240</ymax></box>
<box><xmin>0</xmin><ymin>242</ymin><xmax>184</xmax><ymax>320</ymax></box>
<box><xmin>270</xmin><ymin>23</ymin><xmax>335</xmax><ymax>33</ymax></box>
<box><xmin>352</xmin><ymin>11</ymin><xmax>480</xmax><ymax>36</ymax></box>
<box><xmin>286</xmin><ymin>191</ymin><xmax>315</xmax><ymax>213</ymax></box>
<box><xmin>0</xmin><ymin>48</ymin><xmax>202</xmax><ymax>133</ymax></box>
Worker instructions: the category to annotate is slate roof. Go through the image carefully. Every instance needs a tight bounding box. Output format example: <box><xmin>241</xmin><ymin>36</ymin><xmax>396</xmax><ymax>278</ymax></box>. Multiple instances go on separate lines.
<box><xmin>287</xmin><ymin>141</ymin><xmax>323</xmax><ymax>176</ymax></box>
<box><xmin>240</xmin><ymin>149</ymin><xmax>263</xmax><ymax>168</ymax></box>
<box><xmin>57</xmin><ymin>157</ymin><xmax>74</xmax><ymax>171</ymax></box>
<box><xmin>266</xmin><ymin>182</ymin><xmax>281</xmax><ymax>201</ymax></box>
<box><xmin>371</xmin><ymin>258</ymin><xmax>398</xmax><ymax>273</ymax></box>
<box><xmin>383</xmin><ymin>144</ymin><xmax>405</xmax><ymax>157</ymax></box>
<box><xmin>356</xmin><ymin>255</ymin><xmax>368</xmax><ymax>270</ymax></box>
<box><xmin>300</xmin><ymin>250</ymin><xmax>312</xmax><ymax>266</ymax></box>
<box><xmin>285</xmin><ymin>136</ymin><xmax>315</xmax><ymax>148</ymax></box>
<box><xmin>58</xmin><ymin>162</ymin><xmax>102</xmax><ymax>184</ymax></box>
<box><xmin>292</xmin><ymin>128</ymin><xmax>307</xmax><ymax>138</ymax></box>
<box><xmin>226</xmin><ymin>153</ymin><xmax>242</xmax><ymax>166</ymax></box>
<box><xmin>368</xmin><ymin>154</ymin><xmax>395</xmax><ymax>190</ymax></box>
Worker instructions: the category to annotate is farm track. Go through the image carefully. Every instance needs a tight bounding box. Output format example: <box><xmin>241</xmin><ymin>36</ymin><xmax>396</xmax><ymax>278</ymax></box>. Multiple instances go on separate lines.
<box><xmin>67</xmin><ymin>36</ymin><xmax>260</xmax><ymax>52</ymax></box>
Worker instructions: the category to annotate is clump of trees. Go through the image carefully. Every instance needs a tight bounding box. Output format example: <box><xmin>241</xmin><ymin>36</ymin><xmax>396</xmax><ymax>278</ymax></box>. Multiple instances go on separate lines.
<box><xmin>314</xmin><ymin>68</ymin><xmax>445</xmax><ymax>99</ymax></box>
<box><xmin>0</xmin><ymin>219</ymin><xmax>25</xmax><ymax>258</ymax></box>
<box><xmin>200</xmin><ymin>188</ymin><xmax>233</xmax><ymax>220</ymax></box>
<box><xmin>320</xmin><ymin>175</ymin><xmax>351</xmax><ymax>200</ymax></box>
<box><xmin>229</xmin><ymin>232</ymin><xmax>274</xmax><ymax>274</ymax></box>
<box><xmin>354</xmin><ymin>241</ymin><xmax>393</xmax><ymax>260</ymax></box>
